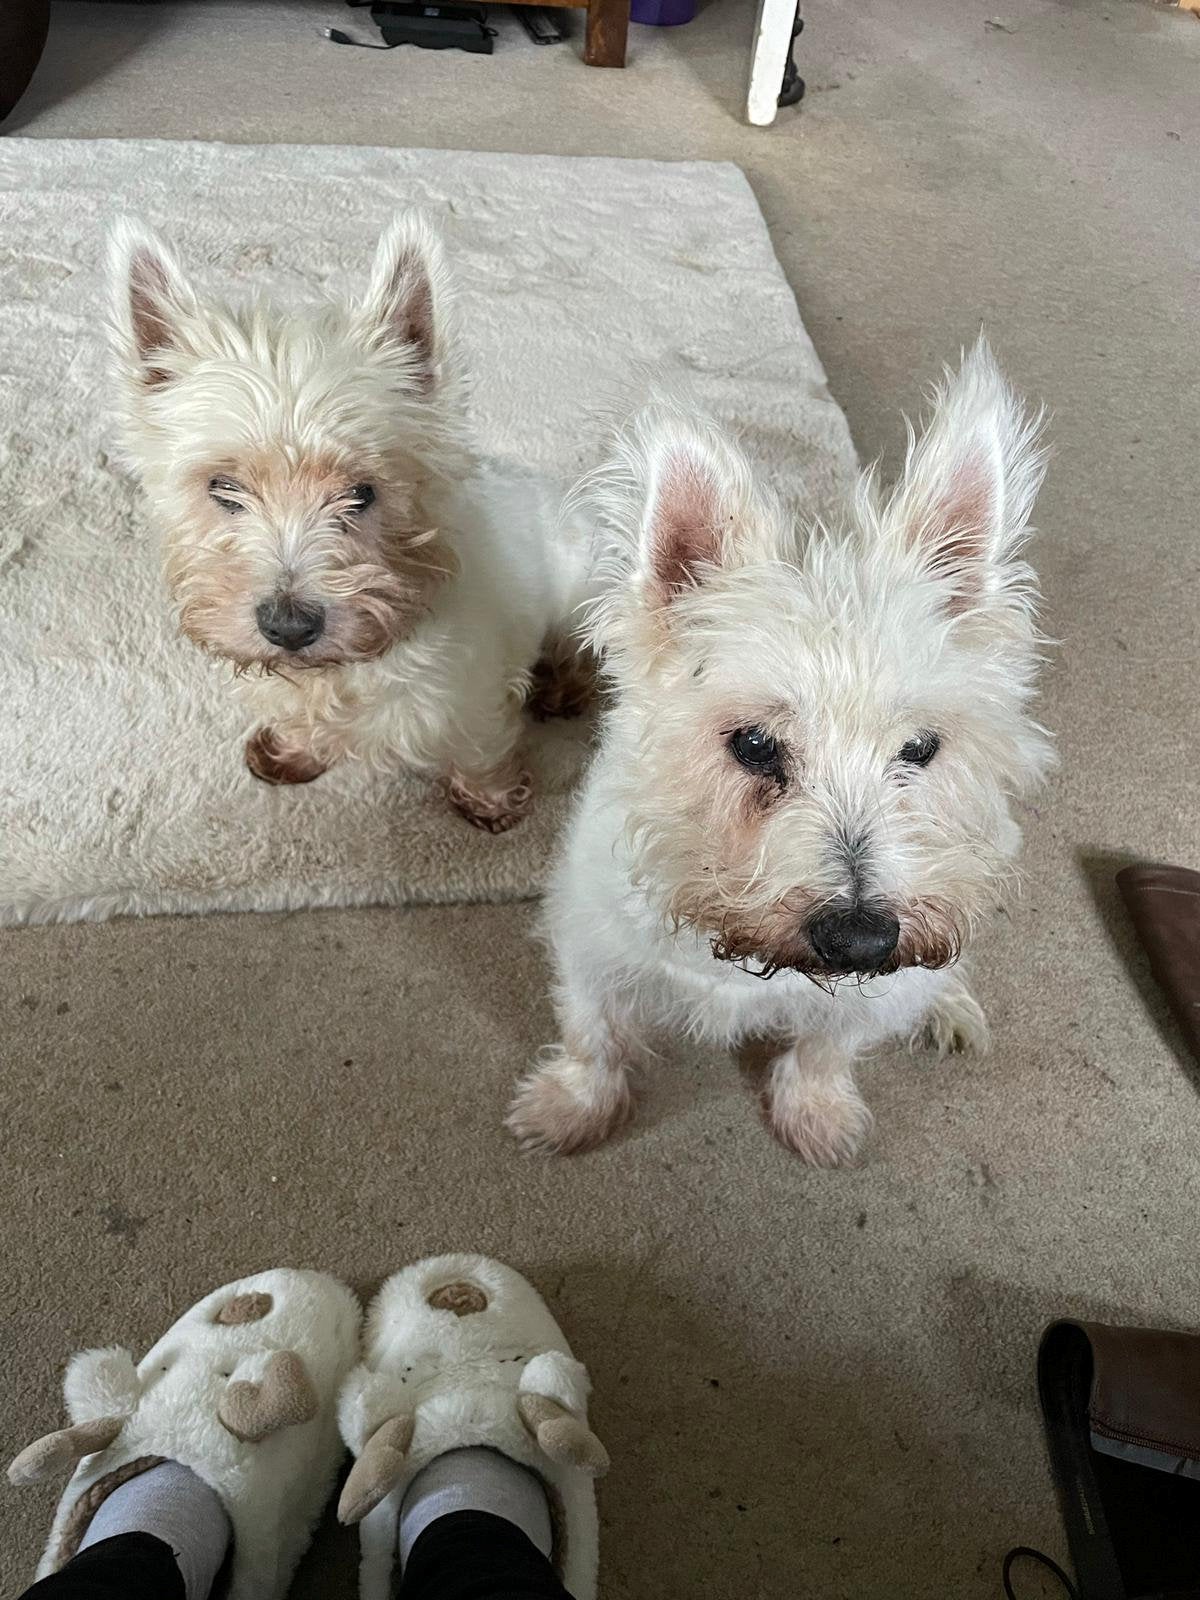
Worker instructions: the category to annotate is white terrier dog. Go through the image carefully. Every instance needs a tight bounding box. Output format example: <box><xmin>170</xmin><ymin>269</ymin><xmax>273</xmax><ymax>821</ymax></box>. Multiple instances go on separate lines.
<box><xmin>508</xmin><ymin>341</ymin><xmax>1053</xmax><ymax>1164</ymax></box>
<box><xmin>107</xmin><ymin>215</ymin><xmax>588</xmax><ymax>830</ymax></box>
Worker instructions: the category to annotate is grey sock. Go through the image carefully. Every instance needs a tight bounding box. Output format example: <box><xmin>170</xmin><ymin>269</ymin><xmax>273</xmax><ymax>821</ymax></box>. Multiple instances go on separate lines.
<box><xmin>78</xmin><ymin>1460</ymin><xmax>231</xmax><ymax>1600</ymax></box>
<box><xmin>398</xmin><ymin>1447</ymin><xmax>552</xmax><ymax>1568</ymax></box>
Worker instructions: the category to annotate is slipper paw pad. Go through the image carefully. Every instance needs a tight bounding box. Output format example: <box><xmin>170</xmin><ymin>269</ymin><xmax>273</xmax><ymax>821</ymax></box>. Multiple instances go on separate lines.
<box><xmin>214</xmin><ymin>1293</ymin><xmax>274</xmax><ymax>1326</ymax></box>
<box><xmin>426</xmin><ymin>1282</ymin><xmax>488</xmax><ymax>1317</ymax></box>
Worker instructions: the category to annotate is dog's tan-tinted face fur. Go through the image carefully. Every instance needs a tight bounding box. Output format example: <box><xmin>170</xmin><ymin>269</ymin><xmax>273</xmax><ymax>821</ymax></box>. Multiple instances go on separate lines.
<box><xmin>590</xmin><ymin>349</ymin><xmax>1053</xmax><ymax>980</ymax></box>
<box><xmin>109</xmin><ymin>218</ymin><xmax>459</xmax><ymax>671</ymax></box>
<box><xmin>160</xmin><ymin>442</ymin><xmax>442</xmax><ymax>671</ymax></box>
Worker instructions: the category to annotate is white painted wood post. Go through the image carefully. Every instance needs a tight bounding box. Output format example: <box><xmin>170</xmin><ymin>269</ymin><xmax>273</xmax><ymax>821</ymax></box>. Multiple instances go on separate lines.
<box><xmin>746</xmin><ymin>0</ymin><xmax>796</xmax><ymax>126</ymax></box>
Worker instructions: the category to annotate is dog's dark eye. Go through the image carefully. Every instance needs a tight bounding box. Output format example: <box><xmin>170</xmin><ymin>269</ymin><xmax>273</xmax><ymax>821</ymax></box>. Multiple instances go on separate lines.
<box><xmin>897</xmin><ymin>731</ymin><xmax>941</xmax><ymax>767</ymax></box>
<box><xmin>346</xmin><ymin>484</ymin><xmax>375</xmax><ymax>512</ymax></box>
<box><xmin>208</xmin><ymin>477</ymin><xmax>243</xmax><ymax>514</ymax></box>
<box><xmin>730</xmin><ymin>725</ymin><xmax>781</xmax><ymax>773</ymax></box>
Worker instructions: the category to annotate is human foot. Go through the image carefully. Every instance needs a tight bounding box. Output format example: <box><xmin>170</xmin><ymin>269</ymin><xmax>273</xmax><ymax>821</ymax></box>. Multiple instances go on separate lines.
<box><xmin>337</xmin><ymin>1255</ymin><xmax>608</xmax><ymax>1600</ymax></box>
<box><xmin>7</xmin><ymin>1270</ymin><xmax>361</xmax><ymax>1600</ymax></box>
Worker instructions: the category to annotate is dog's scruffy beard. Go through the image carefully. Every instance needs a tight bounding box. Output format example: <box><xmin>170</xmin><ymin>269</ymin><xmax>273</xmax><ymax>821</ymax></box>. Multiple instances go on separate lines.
<box><xmin>680</xmin><ymin>896</ymin><xmax>967</xmax><ymax>984</ymax></box>
<box><xmin>168</xmin><ymin>527</ymin><xmax>455</xmax><ymax>675</ymax></box>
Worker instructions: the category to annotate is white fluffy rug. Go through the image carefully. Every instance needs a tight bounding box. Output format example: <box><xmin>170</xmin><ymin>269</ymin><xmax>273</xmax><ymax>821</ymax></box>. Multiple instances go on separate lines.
<box><xmin>0</xmin><ymin>138</ymin><xmax>857</xmax><ymax>926</ymax></box>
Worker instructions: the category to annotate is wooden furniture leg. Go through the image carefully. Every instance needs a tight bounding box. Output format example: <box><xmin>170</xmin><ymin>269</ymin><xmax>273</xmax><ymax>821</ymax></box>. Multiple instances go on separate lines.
<box><xmin>585</xmin><ymin>0</ymin><xmax>629</xmax><ymax>67</ymax></box>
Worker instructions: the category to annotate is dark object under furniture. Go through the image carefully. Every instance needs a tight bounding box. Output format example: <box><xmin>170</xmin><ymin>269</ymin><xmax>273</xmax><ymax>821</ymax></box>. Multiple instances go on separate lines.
<box><xmin>330</xmin><ymin>2</ymin><xmax>496</xmax><ymax>54</ymax></box>
<box><xmin>515</xmin><ymin>8</ymin><xmax>568</xmax><ymax>44</ymax></box>
<box><xmin>349</xmin><ymin>0</ymin><xmax>625</xmax><ymax>61</ymax></box>
<box><xmin>0</xmin><ymin>0</ymin><xmax>50</xmax><ymax>125</ymax></box>
<box><xmin>526</xmin><ymin>0</ymin><xmax>627</xmax><ymax>65</ymax></box>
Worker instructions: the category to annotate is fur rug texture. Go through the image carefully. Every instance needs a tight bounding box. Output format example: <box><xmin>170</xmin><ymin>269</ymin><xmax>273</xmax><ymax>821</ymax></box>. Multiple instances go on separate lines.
<box><xmin>0</xmin><ymin>138</ymin><xmax>857</xmax><ymax>925</ymax></box>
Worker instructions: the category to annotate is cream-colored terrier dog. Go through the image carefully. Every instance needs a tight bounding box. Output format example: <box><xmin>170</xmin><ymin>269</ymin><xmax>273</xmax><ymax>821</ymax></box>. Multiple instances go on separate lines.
<box><xmin>107</xmin><ymin>215</ymin><xmax>587</xmax><ymax>830</ymax></box>
<box><xmin>508</xmin><ymin>341</ymin><xmax>1054</xmax><ymax>1165</ymax></box>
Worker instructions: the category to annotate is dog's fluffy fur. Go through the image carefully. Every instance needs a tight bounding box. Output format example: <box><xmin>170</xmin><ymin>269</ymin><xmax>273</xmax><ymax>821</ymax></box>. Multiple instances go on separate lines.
<box><xmin>508</xmin><ymin>341</ymin><xmax>1054</xmax><ymax>1165</ymax></box>
<box><xmin>107</xmin><ymin>215</ymin><xmax>587</xmax><ymax>829</ymax></box>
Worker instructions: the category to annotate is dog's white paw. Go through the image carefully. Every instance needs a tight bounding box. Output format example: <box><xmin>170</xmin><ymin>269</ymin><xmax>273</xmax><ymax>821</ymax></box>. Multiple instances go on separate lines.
<box><xmin>920</xmin><ymin>984</ymin><xmax>991</xmax><ymax>1057</ymax></box>
<box><xmin>245</xmin><ymin>726</ymin><xmax>329</xmax><ymax>786</ymax></box>
<box><xmin>506</xmin><ymin>1050</ymin><xmax>633</xmax><ymax>1155</ymax></box>
<box><xmin>448</xmin><ymin>769</ymin><xmax>534</xmax><ymax>834</ymax></box>
<box><xmin>766</xmin><ymin>1063</ymin><xmax>873</xmax><ymax>1167</ymax></box>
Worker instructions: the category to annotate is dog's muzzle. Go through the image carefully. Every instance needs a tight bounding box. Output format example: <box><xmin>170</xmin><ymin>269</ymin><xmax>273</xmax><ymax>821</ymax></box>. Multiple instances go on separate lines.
<box><xmin>806</xmin><ymin>905</ymin><xmax>900</xmax><ymax>975</ymax></box>
<box><xmin>255</xmin><ymin>596</ymin><xmax>326</xmax><ymax>653</ymax></box>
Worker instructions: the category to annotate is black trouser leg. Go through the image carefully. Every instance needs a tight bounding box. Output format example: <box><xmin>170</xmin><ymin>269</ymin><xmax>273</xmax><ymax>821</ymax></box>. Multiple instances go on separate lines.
<box><xmin>400</xmin><ymin>1510</ymin><xmax>574</xmax><ymax>1600</ymax></box>
<box><xmin>14</xmin><ymin>1533</ymin><xmax>185</xmax><ymax>1600</ymax></box>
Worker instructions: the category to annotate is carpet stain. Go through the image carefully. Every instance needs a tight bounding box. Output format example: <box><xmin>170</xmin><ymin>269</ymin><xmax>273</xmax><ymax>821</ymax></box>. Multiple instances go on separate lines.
<box><xmin>99</xmin><ymin>1205</ymin><xmax>148</xmax><ymax>1243</ymax></box>
<box><xmin>235</xmin><ymin>243</ymin><xmax>275</xmax><ymax>271</ymax></box>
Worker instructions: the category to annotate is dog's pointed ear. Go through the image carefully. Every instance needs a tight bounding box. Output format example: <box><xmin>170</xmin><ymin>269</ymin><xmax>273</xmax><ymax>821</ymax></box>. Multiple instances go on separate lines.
<box><xmin>886</xmin><ymin>337</ymin><xmax>1047</xmax><ymax>614</ymax></box>
<box><xmin>108</xmin><ymin>218</ymin><xmax>198</xmax><ymax>391</ymax></box>
<box><xmin>630</xmin><ymin>413</ymin><xmax>762</xmax><ymax>610</ymax></box>
<box><xmin>359</xmin><ymin>215</ymin><xmax>447</xmax><ymax>392</ymax></box>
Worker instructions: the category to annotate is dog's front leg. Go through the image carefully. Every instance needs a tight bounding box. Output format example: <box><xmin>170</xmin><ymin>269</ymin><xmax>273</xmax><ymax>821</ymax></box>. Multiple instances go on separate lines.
<box><xmin>244</xmin><ymin>722</ymin><xmax>338</xmax><ymax>785</ymax></box>
<box><xmin>445</xmin><ymin>702</ymin><xmax>534</xmax><ymax>834</ymax></box>
<box><xmin>506</xmin><ymin>965</ymin><xmax>644</xmax><ymax>1155</ymax></box>
<box><xmin>765</xmin><ymin>1037</ymin><xmax>873</xmax><ymax>1167</ymax></box>
<box><xmin>917</xmin><ymin>969</ymin><xmax>991</xmax><ymax>1057</ymax></box>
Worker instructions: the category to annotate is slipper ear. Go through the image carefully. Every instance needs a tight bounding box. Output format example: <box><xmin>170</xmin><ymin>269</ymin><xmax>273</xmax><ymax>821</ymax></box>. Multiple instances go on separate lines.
<box><xmin>64</xmin><ymin>1347</ymin><xmax>140</xmax><ymax>1424</ymax></box>
<box><xmin>519</xmin><ymin>1350</ymin><xmax>591</xmax><ymax>1414</ymax></box>
<box><xmin>337</xmin><ymin>1365</ymin><xmax>411</xmax><ymax>1454</ymax></box>
<box><xmin>337</xmin><ymin>1413</ymin><xmax>414</xmax><ymax>1525</ymax></box>
<box><xmin>8</xmin><ymin>1417</ymin><xmax>124</xmax><ymax>1487</ymax></box>
<box><xmin>217</xmin><ymin>1350</ymin><xmax>317</xmax><ymax>1444</ymax></box>
<box><xmin>518</xmin><ymin>1393</ymin><xmax>609</xmax><ymax>1479</ymax></box>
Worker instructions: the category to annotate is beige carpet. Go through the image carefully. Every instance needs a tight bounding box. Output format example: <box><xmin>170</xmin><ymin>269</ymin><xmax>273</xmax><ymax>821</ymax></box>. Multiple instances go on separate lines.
<box><xmin>0</xmin><ymin>138</ymin><xmax>854</xmax><ymax>925</ymax></box>
<box><xmin>4</xmin><ymin>2</ymin><xmax>1200</xmax><ymax>1598</ymax></box>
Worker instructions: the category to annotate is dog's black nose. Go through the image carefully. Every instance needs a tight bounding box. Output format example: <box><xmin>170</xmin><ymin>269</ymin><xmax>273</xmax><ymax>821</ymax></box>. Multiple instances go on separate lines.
<box><xmin>808</xmin><ymin>906</ymin><xmax>900</xmax><ymax>973</ymax></box>
<box><xmin>255</xmin><ymin>597</ymin><xmax>325</xmax><ymax>652</ymax></box>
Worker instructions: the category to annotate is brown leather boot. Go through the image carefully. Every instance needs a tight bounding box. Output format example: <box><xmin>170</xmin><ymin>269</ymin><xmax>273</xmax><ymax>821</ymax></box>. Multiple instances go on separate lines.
<box><xmin>1023</xmin><ymin>1320</ymin><xmax>1200</xmax><ymax>1599</ymax></box>
<box><xmin>1117</xmin><ymin>863</ymin><xmax>1200</xmax><ymax>1066</ymax></box>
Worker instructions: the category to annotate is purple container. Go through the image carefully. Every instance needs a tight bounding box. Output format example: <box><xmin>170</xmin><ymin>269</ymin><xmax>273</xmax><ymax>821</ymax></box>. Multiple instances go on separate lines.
<box><xmin>630</xmin><ymin>0</ymin><xmax>695</xmax><ymax>24</ymax></box>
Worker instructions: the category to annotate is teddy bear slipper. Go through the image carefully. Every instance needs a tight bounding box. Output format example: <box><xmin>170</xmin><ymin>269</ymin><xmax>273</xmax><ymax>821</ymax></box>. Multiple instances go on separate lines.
<box><xmin>7</xmin><ymin>1268</ymin><xmax>361</xmax><ymax>1600</ymax></box>
<box><xmin>337</xmin><ymin>1254</ymin><xmax>609</xmax><ymax>1600</ymax></box>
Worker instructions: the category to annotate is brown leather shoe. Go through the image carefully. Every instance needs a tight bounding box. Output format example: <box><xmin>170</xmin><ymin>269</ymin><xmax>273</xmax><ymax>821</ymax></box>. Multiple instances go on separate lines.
<box><xmin>1032</xmin><ymin>1320</ymin><xmax>1200</xmax><ymax>1599</ymax></box>
<box><xmin>1116</xmin><ymin>863</ymin><xmax>1200</xmax><ymax>1065</ymax></box>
